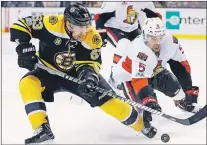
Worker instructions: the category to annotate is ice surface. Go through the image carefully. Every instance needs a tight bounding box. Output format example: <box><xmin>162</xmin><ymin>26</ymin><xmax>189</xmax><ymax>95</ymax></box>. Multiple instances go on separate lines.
<box><xmin>2</xmin><ymin>33</ymin><xmax>206</xmax><ymax>144</ymax></box>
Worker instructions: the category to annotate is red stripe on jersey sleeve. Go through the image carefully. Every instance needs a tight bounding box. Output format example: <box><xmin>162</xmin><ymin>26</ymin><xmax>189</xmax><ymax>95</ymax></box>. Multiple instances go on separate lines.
<box><xmin>180</xmin><ymin>60</ymin><xmax>191</xmax><ymax>74</ymax></box>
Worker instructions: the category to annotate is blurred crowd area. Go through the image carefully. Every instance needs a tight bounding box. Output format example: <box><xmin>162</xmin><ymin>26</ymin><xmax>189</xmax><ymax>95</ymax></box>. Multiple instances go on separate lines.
<box><xmin>1</xmin><ymin>1</ymin><xmax>207</xmax><ymax>8</ymax></box>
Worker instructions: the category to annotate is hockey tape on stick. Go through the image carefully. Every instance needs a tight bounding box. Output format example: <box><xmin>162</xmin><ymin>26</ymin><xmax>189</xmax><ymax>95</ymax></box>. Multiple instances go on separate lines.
<box><xmin>35</xmin><ymin>63</ymin><xmax>207</xmax><ymax>126</ymax></box>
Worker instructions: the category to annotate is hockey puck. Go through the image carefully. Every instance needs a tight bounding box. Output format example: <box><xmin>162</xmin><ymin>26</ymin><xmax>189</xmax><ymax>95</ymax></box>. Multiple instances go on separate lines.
<box><xmin>161</xmin><ymin>134</ymin><xmax>170</xmax><ymax>143</ymax></box>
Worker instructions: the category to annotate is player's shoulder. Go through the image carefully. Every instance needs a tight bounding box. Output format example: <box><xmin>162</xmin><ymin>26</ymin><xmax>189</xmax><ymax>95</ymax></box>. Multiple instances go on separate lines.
<box><xmin>81</xmin><ymin>26</ymin><xmax>103</xmax><ymax>50</ymax></box>
<box><xmin>164</xmin><ymin>32</ymin><xmax>179</xmax><ymax>45</ymax></box>
<box><xmin>43</xmin><ymin>14</ymin><xmax>68</xmax><ymax>38</ymax></box>
<box><xmin>162</xmin><ymin>32</ymin><xmax>180</xmax><ymax>49</ymax></box>
<box><xmin>129</xmin><ymin>35</ymin><xmax>156</xmax><ymax>62</ymax></box>
<box><xmin>130</xmin><ymin>35</ymin><xmax>147</xmax><ymax>53</ymax></box>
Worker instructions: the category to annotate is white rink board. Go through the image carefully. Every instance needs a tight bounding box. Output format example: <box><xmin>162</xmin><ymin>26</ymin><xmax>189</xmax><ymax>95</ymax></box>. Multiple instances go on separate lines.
<box><xmin>2</xmin><ymin>7</ymin><xmax>206</xmax><ymax>36</ymax></box>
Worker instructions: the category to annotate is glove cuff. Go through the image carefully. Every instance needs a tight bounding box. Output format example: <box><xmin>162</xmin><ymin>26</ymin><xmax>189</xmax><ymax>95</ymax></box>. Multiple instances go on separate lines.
<box><xmin>85</xmin><ymin>74</ymin><xmax>99</xmax><ymax>86</ymax></box>
<box><xmin>142</xmin><ymin>96</ymin><xmax>157</xmax><ymax>106</ymax></box>
<box><xmin>16</xmin><ymin>42</ymin><xmax>36</xmax><ymax>56</ymax></box>
<box><xmin>185</xmin><ymin>86</ymin><xmax>199</xmax><ymax>96</ymax></box>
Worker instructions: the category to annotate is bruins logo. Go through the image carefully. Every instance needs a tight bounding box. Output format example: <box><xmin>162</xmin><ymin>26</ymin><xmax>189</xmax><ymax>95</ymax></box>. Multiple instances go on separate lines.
<box><xmin>54</xmin><ymin>38</ymin><xmax>62</xmax><ymax>45</ymax></box>
<box><xmin>49</xmin><ymin>16</ymin><xmax>58</xmax><ymax>25</ymax></box>
<box><xmin>54</xmin><ymin>51</ymin><xmax>76</xmax><ymax>72</ymax></box>
<box><xmin>90</xmin><ymin>49</ymin><xmax>101</xmax><ymax>60</ymax></box>
<box><xmin>92</xmin><ymin>34</ymin><xmax>101</xmax><ymax>45</ymax></box>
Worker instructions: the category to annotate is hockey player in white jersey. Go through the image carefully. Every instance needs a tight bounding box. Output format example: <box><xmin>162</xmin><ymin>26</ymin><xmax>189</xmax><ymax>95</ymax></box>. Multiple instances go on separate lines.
<box><xmin>110</xmin><ymin>17</ymin><xmax>200</xmax><ymax>136</ymax></box>
<box><xmin>95</xmin><ymin>2</ymin><xmax>162</xmax><ymax>64</ymax></box>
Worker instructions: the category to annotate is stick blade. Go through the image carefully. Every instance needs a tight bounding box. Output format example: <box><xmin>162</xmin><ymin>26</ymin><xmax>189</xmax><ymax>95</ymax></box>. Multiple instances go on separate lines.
<box><xmin>188</xmin><ymin>105</ymin><xmax>207</xmax><ymax>125</ymax></box>
<box><xmin>162</xmin><ymin>105</ymin><xmax>206</xmax><ymax>125</ymax></box>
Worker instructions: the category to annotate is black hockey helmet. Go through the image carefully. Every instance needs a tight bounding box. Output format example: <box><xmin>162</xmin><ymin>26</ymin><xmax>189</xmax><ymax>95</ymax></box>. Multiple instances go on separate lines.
<box><xmin>64</xmin><ymin>3</ymin><xmax>91</xmax><ymax>26</ymax></box>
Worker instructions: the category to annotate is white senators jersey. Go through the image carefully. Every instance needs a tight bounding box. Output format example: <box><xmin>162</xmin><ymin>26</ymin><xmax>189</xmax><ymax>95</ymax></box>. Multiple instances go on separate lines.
<box><xmin>112</xmin><ymin>32</ymin><xmax>189</xmax><ymax>83</ymax></box>
<box><xmin>99</xmin><ymin>2</ymin><xmax>155</xmax><ymax>32</ymax></box>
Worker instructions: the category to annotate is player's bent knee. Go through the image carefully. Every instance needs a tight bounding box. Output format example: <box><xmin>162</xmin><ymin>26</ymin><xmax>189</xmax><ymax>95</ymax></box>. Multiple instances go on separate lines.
<box><xmin>152</xmin><ymin>69</ymin><xmax>181</xmax><ymax>97</ymax></box>
<box><xmin>100</xmin><ymin>98</ymin><xmax>144</xmax><ymax>131</ymax></box>
<box><xmin>163</xmin><ymin>80</ymin><xmax>181</xmax><ymax>97</ymax></box>
<box><xmin>19</xmin><ymin>75</ymin><xmax>45</xmax><ymax>103</ymax></box>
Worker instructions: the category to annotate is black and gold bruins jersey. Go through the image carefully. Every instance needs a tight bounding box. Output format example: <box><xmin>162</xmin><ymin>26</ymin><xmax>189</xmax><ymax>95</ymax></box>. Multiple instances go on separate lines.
<box><xmin>10</xmin><ymin>14</ymin><xmax>103</xmax><ymax>75</ymax></box>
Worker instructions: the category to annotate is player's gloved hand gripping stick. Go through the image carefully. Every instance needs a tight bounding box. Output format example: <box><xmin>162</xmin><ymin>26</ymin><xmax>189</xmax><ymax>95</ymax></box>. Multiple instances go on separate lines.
<box><xmin>35</xmin><ymin>63</ymin><xmax>207</xmax><ymax>126</ymax></box>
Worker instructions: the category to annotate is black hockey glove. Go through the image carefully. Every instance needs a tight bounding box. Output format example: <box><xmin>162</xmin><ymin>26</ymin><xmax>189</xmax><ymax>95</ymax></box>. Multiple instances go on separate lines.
<box><xmin>175</xmin><ymin>86</ymin><xmax>199</xmax><ymax>113</ymax></box>
<box><xmin>77</xmin><ymin>68</ymin><xmax>99</xmax><ymax>98</ymax></box>
<box><xmin>142</xmin><ymin>8</ymin><xmax>162</xmax><ymax>19</ymax></box>
<box><xmin>16</xmin><ymin>42</ymin><xmax>38</xmax><ymax>71</ymax></box>
<box><xmin>142</xmin><ymin>96</ymin><xmax>162</xmax><ymax>128</ymax></box>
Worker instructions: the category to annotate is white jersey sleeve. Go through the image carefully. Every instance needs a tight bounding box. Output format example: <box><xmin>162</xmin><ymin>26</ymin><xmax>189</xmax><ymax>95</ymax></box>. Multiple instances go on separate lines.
<box><xmin>99</xmin><ymin>2</ymin><xmax>117</xmax><ymax>13</ymax></box>
<box><xmin>158</xmin><ymin>32</ymin><xmax>191</xmax><ymax>74</ymax></box>
<box><xmin>171</xmin><ymin>37</ymin><xmax>187</xmax><ymax>62</ymax></box>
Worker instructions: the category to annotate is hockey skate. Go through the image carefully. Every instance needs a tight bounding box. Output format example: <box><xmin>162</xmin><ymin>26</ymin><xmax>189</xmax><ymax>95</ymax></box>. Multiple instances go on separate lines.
<box><xmin>141</xmin><ymin>100</ymin><xmax>161</xmax><ymax>139</ymax></box>
<box><xmin>141</xmin><ymin>118</ymin><xmax>157</xmax><ymax>139</ymax></box>
<box><xmin>25</xmin><ymin>123</ymin><xmax>55</xmax><ymax>144</ymax></box>
<box><xmin>174</xmin><ymin>99</ymin><xmax>201</xmax><ymax>113</ymax></box>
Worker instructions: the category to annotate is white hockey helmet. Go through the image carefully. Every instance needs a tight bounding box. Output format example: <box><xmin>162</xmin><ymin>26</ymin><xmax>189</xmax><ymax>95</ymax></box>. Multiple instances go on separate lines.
<box><xmin>142</xmin><ymin>18</ymin><xmax>166</xmax><ymax>42</ymax></box>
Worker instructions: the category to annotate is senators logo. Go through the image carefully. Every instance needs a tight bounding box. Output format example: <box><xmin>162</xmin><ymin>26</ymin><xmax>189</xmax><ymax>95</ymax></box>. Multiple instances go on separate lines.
<box><xmin>54</xmin><ymin>51</ymin><xmax>76</xmax><ymax>72</ymax></box>
<box><xmin>123</xmin><ymin>5</ymin><xmax>138</xmax><ymax>25</ymax></box>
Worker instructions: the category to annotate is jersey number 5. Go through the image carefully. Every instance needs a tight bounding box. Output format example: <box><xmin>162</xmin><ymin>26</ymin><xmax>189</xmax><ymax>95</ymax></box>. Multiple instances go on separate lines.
<box><xmin>139</xmin><ymin>63</ymin><xmax>146</xmax><ymax>72</ymax></box>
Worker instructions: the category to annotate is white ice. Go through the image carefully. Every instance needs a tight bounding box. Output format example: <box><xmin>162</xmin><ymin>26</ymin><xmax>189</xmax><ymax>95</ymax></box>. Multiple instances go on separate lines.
<box><xmin>2</xmin><ymin>33</ymin><xmax>206</xmax><ymax>144</ymax></box>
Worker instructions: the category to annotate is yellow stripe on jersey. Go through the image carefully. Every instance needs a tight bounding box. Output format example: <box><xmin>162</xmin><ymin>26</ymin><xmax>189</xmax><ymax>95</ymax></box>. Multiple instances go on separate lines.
<box><xmin>76</xmin><ymin>61</ymin><xmax>101</xmax><ymax>74</ymax></box>
<box><xmin>19</xmin><ymin>19</ymin><xmax>32</xmax><ymax>32</ymax></box>
<box><xmin>11</xmin><ymin>24</ymin><xmax>32</xmax><ymax>38</ymax></box>
<box><xmin>36</xmin><ymin>53</ymin><xmax>60</xmax><ymax>73</ymax></box>
<box><xmin>81</xmin><ymin>27</ymin><xmax>103</xmax><ymax>49</ymax></box>
<box><xmin>76</xmin><ymin>64</ymin><xmax>100</xmax><ymax>75</ymax></box>
<box><xmin>75</xmin><ymin>61</ymin><xmax>101</xmax><ymax>67</ymax></box>
<box><xmin>43</xmin><ymin>14</ymin><xmax>68</xmax><ymax>38</ymax></box>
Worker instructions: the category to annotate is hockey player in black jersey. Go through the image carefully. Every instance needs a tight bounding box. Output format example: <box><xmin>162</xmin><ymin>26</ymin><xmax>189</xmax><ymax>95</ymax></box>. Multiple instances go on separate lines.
<box><xmin>10</xmin><ymin>3</ymin><xmax>158</xmax><ymax>144</ymax></box>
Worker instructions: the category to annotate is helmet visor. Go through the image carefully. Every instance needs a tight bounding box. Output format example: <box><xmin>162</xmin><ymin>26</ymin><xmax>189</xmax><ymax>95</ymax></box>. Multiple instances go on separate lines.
<box><xmin>147</xmin><ymin>34</ymin><xmax>165</xmax><ymax>43</ymax></box>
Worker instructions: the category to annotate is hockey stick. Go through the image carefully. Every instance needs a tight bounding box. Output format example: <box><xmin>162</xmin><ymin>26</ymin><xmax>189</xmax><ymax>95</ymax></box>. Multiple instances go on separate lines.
<box><xmin>35</xmin><ymin>63</ymin><xmax>207</xmax><ymax>126</ymax></box>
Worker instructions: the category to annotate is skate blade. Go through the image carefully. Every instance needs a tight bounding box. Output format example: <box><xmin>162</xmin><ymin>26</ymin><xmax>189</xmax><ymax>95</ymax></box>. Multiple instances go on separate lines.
<box><xmin>27</xmin><ymin>139</ymin><xmax>54</xmax><ymax>145</ymax></box>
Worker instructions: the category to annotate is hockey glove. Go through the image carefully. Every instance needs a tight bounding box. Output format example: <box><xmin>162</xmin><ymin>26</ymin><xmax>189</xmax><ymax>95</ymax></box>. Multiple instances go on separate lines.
<box><xmin>77</xmin><ymin>68</ymin><xmax>99</xmax><ymax>98</ymax></box>
<box><xmin>16</xmin><ymin>42</ymin><xmax>38</xmax><ymax>71</ymax></box>
<box><xmin>142</xmin><ymin>8</ymin><xmax>162</xmax><ymax>19</ymax></box>
<box><xmin>142</xmin><ymin>96</ymin><xmax>162</xmax><ymax>128</ymax></box>
<box><xmin>175</xmin><ymin>86</ymin><xmax>200</xmax><ymax>113</ymax></box>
